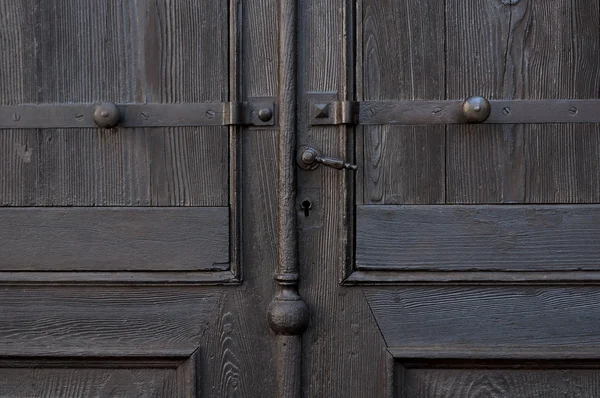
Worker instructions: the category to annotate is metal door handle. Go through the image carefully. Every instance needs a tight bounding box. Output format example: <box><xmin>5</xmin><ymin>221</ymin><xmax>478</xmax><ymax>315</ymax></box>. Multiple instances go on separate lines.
<box><xmin>297</xmin><ymin>146</ymin><xmax>357</xmax><ymax>171</ymax></box>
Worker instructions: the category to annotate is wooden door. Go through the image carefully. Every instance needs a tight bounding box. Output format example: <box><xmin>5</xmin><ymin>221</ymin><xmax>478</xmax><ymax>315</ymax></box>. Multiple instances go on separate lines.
<box><xmin>298</xmin><ymin>0</ymin><xmax>600</xmax><ymax>396</ymax></box>
<box><xmin>3</xmin><ymin>0</ymin><xmax>600</xmax><ymax>397</ymax></box>
<box><xmin>0</xmin><ymin>0</ymin><xmax>281</xmax><ymax>396</ymax></box>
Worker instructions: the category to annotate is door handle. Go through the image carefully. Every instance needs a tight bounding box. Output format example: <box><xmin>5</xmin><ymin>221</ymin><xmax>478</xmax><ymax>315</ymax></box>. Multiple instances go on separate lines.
<box><xmin>297</xmin><ymin>145</ymin><xmax>357</xmax><ymax>171</ymax></box>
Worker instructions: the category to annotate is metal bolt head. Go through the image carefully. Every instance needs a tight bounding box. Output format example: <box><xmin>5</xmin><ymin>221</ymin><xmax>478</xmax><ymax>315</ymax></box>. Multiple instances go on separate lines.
<box><xmin>314</xmin><ymin>103</ymin><xmax>330</xmax><ymax>119</ymax></box>
<box><xmin>297</xmin><ymin>145</ymin><xmax>321</xmax><ymax>171</ymax></box>
<box><xmin>93</xmin><ymin>102</ymin><xmax>120</xmax><ymax>129</ymax></box>
<box><xmin>258</xmin><ymin>108</ymin><xmax>273</xmax><ymax>122</ymax></box>
<box><xmin>301</xmin><ymin>149</ymin><xmax>316</xmax><ymax>164</ymax></box>
<box><xmin>462</xmin><ymin>96</ymin><xmax>491</xmax><ymax>123</ymax></box>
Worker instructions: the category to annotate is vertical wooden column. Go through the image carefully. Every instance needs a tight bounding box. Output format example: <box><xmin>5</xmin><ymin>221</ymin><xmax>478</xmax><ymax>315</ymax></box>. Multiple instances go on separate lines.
<box><xmin>267</xmin><ymin>0</ymin><xmax>309</xmax><ymax>396</ymax></box>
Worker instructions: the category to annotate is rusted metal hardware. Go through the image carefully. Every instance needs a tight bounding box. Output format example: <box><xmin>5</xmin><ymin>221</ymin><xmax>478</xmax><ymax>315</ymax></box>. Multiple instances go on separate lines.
<box><xmin>92</xmin><ymin>102</ymin><xmax>121</xmax><ymax>128</ymax></box>
<box><xmin>309</xmin><ymin>98</ymin><xmax>600</xmax><ymax>125</ymax></box>
<box><xmin>462</xmin><ymin>96</ymin><xmax>492</xmax><ymax>123</ymax></box>
<box><xmin>312</xmin><ymin>100</ymin><xmax>357</xmax><ymax>125</ymax></box>
<box><xmin>297</xmin><ymin>145</ymin><xmax>357</xmax><ymax>171</ymax></box>
<box><xmin>0</xmin><ymin>98</ymin><xmax>275</xmax><ymax>129</ymax></box>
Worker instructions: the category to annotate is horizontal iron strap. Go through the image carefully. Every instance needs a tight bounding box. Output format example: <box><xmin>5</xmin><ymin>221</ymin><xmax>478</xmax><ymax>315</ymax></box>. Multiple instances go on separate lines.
<box><xmin>0</xmin><ymin>100</ymin><xmax>275</xmax><ymax>128</ymax></box>
<box><xmin>310</xmin><ymin>99</ymin><xmax>600</xmax><ymax>125</ymax></box>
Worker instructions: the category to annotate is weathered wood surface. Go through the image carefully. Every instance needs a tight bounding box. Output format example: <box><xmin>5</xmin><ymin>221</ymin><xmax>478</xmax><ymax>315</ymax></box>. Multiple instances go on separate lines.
<box><xmin>365</xmin><ymin>287</ymin><xmax>600</xmax><ymax>350</ymax></box>
<box><xmin>196</xmin><ymin>0</ymin><xmax>280</xmax><ymax>395</ymax></box>
<box><xmin>0</xmin><ymin>362</ymin><xmax>195</xmax><ymax>398</ymax></box>
<box><xmin>397</xmin><ymin>365</ymin><xmax>600</xmax><ymax>398</ymax></box>
<box><xmin>0</xmin><ymin>207</ymin><xmax>229</xmax><ymax>271</ymax></box>
<box><xmin>446</xmin><ymin>0</ymin><xmax>600</xmax><ymax>204</ymax></box>
<box><xmin>0</xmin><ymin>0</ymin><xmax>228</xmax><ymax>206</ymax></box>
<box><xmin>356</xmin><ymin>205</ymin><xmax>600</xmax><ymax>271</ymax></box>
<box><xmin>361</xmin><ymin>0</ymin><xmax>600</xmax><ymax>204</ymax></box>
<box><xmin>361</xmin><ymin>0</ymin><xmax>445</xmax><ymax>205</ymax></box>
<box><xmin>0</xmin><ymin>287</ymin><xmax>219</xmax><ymax>355</ymax></box>
<box><xmin>297</xmin><ymin>0</ymin><xmax>390</xmax><ymax>396</ymax></box>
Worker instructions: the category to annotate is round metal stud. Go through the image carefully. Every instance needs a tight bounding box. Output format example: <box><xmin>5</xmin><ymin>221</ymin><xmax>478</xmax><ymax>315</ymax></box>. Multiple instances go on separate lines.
<box><xmin>462</xmin><ymin>96</ymin><xmax>491</xmax><ymax>123</ymax></box>
<box><xmin>257</xmin><ymin>107</ymin><xmax>273</xmax><ymax>122</ymax></box>
<box><xmin>93</xmin><ymin>102</ymin><xmax>121</xmax><ymax>129</ymax></box>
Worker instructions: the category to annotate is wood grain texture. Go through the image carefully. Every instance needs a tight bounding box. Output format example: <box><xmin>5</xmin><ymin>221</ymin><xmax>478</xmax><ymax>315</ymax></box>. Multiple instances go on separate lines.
<box><xmin>0</xmin><ymin>287</ymin><xmax>219</xmax><ymax>355</ymax></box>
<box><xmin>0</xmin><ymin>368</ymin><xmax>182</xmax><ymax>397</ymax></box>
<box><xmin>446</xmin><ymin>0</ymin><xmax>600</xmax><ymax>204</ymax></box>
<box><xmin>0</xmin><ymin>0</ymin><xmax>228</xmax><ymax>206</ymax></box>
<box><xmin>361</xmin><ymin>0</ymin><xmax>445</xmax><ymax>204</ymax></box>
<box><xmin>398</xmin><ymin>365</ymin><xmax>600</xmax><ymax>398</ymax></box>
<box><xmin>0</xmin><ymin>355</ymin><xmax>197</xmax><ymax>398</ymax></box>
<box><xmin>365</xmin><ymin>287</ymin><xmax>600</xmax><ymax>350</ymax></box>
<box><xmin>0</xmin><ymin>207</ymin><xmax>229</xmax><ymax>271</ymax></box>
<box><xmin>356</xmin><ymin>205</ymin><xmax>600</xmax><ymax>271</ymax></box>
<box><xmin>297</xmin><ymin>0</ymin><xmax>389</xmax><ymax>396</ymax></box>
<box><xmin>198</xmin><ymin>0</ymin><xmax>280</xmax><ymax>395</ymax></box>
<box><xmin>197</xmin><ymin>129</ymin><xmax>279</xmax><ymax>397</ymax></box>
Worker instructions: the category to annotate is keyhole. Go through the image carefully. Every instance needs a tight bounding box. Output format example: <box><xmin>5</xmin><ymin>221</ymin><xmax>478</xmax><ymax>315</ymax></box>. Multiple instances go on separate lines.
<box><xmin>301</xmin><ymin>200</ymin><xmax>312</xmax><ymax>217</ymax></box>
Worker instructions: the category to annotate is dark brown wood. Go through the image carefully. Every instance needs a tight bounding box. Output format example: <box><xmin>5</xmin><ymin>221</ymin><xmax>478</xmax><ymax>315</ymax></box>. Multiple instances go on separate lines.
<box><xmin>0</xmin><ymin>0</ymin><xmax>229</xmax><ymax>207</ymax></box>
<box><xmin>3</xmin><ymin>0</ymin><xmax>600</xmax><ymax>395</ymax></box>
<box><xmin>0</xmin><ymin>207</ymin><xmax>229</xmax><ymax>272</ymax></box>
<box><xmin>0</xmin><ymin>287</ymin><xmax>218</xmax><ymax>356</ymax></box>
<box><xmin>356</xmin><ymin>205</ymin><xmax>600</xmax><ymax>271</ymax></box>
<box><xmin>196</xmin><ymin>0</ymin><xmax>280</xmax><ymax>395</ymax></box>
<box><xmin>365</xmin><ymin>287</ymin><xmax>600</xmax><ymax>351</ymax></box>
<box><xmin>446</xmin><ymin>0</ymin><xmax>600</xmax><ymax>204</ymax></box>
<box><xmin>396</xmin><ymin>364</ymin><xmax>600</xmax><ymax>398</ymax></box>
<box><xmin>361</xmin><ymin>0</ymin><xmax>445</xmax><ymax>205</ymax></box>
<box><xmin>297</xmin><ymin>0</ymin><xmax>390</xmax><ymax>397</ymax></box>
<box><xmin>0</xmin><ymin>354</ymin><xmax>198</xmax><ymax>397</ymax></box>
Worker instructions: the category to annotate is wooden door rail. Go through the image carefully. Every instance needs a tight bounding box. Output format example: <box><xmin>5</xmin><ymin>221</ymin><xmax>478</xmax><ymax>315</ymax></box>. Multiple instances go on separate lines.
<box><xmin>309</xmin><ymin>99</ymin><xmax>600</xmax><ymax>125</ymax></box>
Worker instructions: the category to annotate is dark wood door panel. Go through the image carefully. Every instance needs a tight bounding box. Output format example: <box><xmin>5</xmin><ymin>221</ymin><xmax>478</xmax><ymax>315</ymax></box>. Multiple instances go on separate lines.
<box><xmin>0</xmin><ymin>127</ymin><xmax>228</xmax><ymax>206</ymax></box>
<box><xmin>356</xmin><ymin>205</ymin><xmax>600</xmax><ymax>272</ymax></box>
<box><xmin>0</xmin><ymin>0</ymin><xmax>230</xmax><ymax>207</ymax></box>
<box><xmin>0</xmin><ymin>0</ymin><xmax>227</xmax><ymax>104</ymax></box>
<box><xmin>0</xmin><ymin>287</ymin><xmax>219</xmax><ymax>355</ymax></box>
<box><xmin>0</xmin><ymin>290</ymin><xmax>205</xmax><ymax>397</ymax></box>
<box><xmin>360</xmin><ymin>0</ymin><xmax>445</xmax><ymax>205</ymax></box>
<box><xmin>365</xmin><ymin>287</ymin><xmax>600</xmax><ymax>350</ymax></box>
<box><xmin>360</xmin><ymin>0</ymin><xmax>600</xmax><ymax>205</ymax></box>
<box><xmin>396</xmin><ymin>362</ymin><xmax>600</xmax><ymax>398</ymax></box>
<box><xmin>0</xmin><ymin>207</ymin><xmax>229</xmax><ymax>272</ymax></box>
<box><xmin>446</xmin><ymin>0</ymin><xmax>600</xmax><ymax>204</ymax></box>
<box><xmin>0</xmin><ymin>353</ymin><xmax>198</xmax><ymax>398</ymax></box>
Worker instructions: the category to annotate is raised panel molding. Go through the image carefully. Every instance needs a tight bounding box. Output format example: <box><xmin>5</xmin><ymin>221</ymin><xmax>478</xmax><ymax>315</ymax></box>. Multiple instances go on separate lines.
<box><xmin>365</xmin><ymin>287</ymin><xmax>600</xmax><ymax>397</ymax></box>
<box><xmin>394</xmin><ymin>360</ymin><xmax>600</xmax><ymax>398</ymax></box>
<box><xmin>0</xmin><ymin>207</ymin><xmax>239</xmax><ymax>285</ymax></box>
<box><xmin>347</xmin><ymin>205</ymin><xmax>600</xmax><ymax>285</ymax></box>
<box><xmin>0</xmin><ymin>351</ymin><xmax>200</xmax><ymax>397</ymax></box>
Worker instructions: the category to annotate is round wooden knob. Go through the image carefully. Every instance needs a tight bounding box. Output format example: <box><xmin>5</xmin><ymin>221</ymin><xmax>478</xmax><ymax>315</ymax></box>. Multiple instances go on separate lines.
<box><xmin>462</xmin><ymin>96</ymin><xmax>491</xmax><ymax>123</ymax></box>
<box><xmin>93</xmin><ymin>102</ymin><xmax>120</xmax><ymax>128</ymax></box>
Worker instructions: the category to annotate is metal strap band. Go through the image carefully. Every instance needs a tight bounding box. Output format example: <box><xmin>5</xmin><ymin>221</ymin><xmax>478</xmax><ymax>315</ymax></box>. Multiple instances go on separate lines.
<box><xmin>310</xmin><ymin>99</ymin><xmax>600</xmax><ymax>125</ymax></box>
<box><xmin>0</xmin><ymin>99</ymin><xmax>275</xmax><ymax>129</ymax></box>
